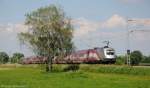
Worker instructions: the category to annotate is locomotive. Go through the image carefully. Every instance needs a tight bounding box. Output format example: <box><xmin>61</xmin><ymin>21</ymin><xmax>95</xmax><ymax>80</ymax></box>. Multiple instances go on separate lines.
<box><xmin>21</xmin><ymin>46</ymin><xmax>116</xmax><ymax>64</ymax></box>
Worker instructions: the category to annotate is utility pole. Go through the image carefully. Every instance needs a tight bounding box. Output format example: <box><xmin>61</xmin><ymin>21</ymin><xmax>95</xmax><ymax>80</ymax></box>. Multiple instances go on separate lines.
<box><xmin>126</xmin><ymin>19</ymin><xmax>150</xmax><ymax>66</ymax></box>
<box><xmin>126</xmin><ymin>19</ymin><xmax>131</xmax><ymax>66</ymax></box>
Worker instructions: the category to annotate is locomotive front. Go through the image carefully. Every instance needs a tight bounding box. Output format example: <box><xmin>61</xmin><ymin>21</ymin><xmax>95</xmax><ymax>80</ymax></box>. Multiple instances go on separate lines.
<box><xmin>103</xmin><ymin>47</ymin><xmax>116</xmax><ymax>63</ymax></box>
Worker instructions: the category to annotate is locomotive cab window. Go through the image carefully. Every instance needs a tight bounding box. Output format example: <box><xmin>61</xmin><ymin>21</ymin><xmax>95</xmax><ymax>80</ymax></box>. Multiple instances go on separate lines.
<box><xmin>106</xmin><ymin>52</ymin><xmax>114</xmax><ymax>55</ymax></box>
<box><xmin>106</xmin><ymin>50</ymin><xmax>115</xmax><ymax>55</ymax></box>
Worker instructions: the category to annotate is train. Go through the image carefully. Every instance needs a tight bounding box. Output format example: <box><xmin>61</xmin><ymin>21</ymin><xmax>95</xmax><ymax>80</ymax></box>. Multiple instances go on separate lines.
<box><xmin>21</xmin><ymin>56</ymin><xmax>47</xmax><ymax>64</ymax></box>
<box><xmin>21</xmin><ymin>46</ymin><xmax>116</xmax><ymax>64</ymax></box>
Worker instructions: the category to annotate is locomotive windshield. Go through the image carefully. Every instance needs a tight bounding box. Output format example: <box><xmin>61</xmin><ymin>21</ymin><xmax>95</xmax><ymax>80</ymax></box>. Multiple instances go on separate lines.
<box><xmin>106</xmin><ymin>52</ymin><xmax>114</xmax><ymax>55</ymax></box>
<box><xmin>106</xmin><ymin>50</ymin><xmax>114</xmax><ymax>55</ymax></box>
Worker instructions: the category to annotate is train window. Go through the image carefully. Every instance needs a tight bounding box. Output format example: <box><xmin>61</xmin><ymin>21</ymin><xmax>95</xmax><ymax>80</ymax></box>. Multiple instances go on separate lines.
<box><xmin>107</xmin><ymin>52</ymin><xmax>114</xmax><ymax>55</ymax></box>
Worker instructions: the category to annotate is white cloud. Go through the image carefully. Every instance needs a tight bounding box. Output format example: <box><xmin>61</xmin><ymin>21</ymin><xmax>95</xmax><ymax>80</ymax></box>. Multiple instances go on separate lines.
<box><xmin>0</xmin><ymin>14</ymin><xmax>127</xmax><ymax>38</ymax></box>
<box><xmin>72</xmin><ymin>18</ymin><xmax>101</xmax><ymax>37</ymax></box>
<box><xmin>0</xmin><ymin>23</ymin><xmax>33</xmax><ymax>56</ymax></box>
<box><xmin>102</xmin><ymin>14</ymin><xmax>126</xmax><ymax>28</ymax></box>
<box><xmin>72</xmin><ymin>14</ymin><xmax>150</xmax><ymax>38</ymax></box>
<box><xmin>72</xmin><ymin>14</ymin><xmax>127</xmax><ymax>37</ymax></box>
<box><xmin>0</xmin><ymin>23</ymin><xmax>28</xmax><ymax>33</ymax></box>
<box><xmin>14</xmin><ymin>23</ymin><xmax>28</xmax><ymax>33</ymax></box>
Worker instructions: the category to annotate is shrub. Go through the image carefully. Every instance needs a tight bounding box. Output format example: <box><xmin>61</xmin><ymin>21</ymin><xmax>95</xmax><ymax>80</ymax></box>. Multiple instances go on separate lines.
<box><xmin>52</xmin><ymin>64</ymin><xmax>65</xmax><ymax>72</ymax></box>
<box><xmin>130</xmin><ymin>51</ymin><xmax>143</xmax><ymax>65</ymax></box>
<box><xmin>64</xmin><ymin>64</ymin><xmax>80</xmax><ymax>72</ymax></box>
<box><xmin>115</xmin><ymin>56</ymin><xmax>125</xmax><ymax>65</ymax></box>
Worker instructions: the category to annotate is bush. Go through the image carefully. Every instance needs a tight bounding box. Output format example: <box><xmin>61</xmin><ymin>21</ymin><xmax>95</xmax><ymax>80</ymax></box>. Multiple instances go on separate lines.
<box><xmin>39</xmin><ymin>64</ymin><xmax>80</xmax><ymax>72</ymax></box>
<box><xmin>130</xmin><ymin>51</ymin><xmax>143</xmax><ymax>65</ymax></box>
<box><xmin>115</xmin><ymin>56</ymin><xmax>125</xmax><ymax>65</ymax></box>
<box><xmin>64</xmin><ymin>64</ymin><xmax>80</xmax><ymax>72</ymax></box>
<box><xmin>52</xmin><ymin>64</ymin><xmax>65</xmax><ymax>72</ymax></box>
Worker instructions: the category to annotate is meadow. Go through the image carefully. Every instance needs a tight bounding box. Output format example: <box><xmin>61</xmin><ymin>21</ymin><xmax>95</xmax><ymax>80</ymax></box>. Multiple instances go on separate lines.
<box><xmin>0</xmin><ymin>64</ymin><xmax>150</xmax><ymax>88</ymax></box>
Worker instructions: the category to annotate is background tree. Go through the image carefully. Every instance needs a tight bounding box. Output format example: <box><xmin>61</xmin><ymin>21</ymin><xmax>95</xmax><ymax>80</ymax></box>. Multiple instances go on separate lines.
<box><xmin>19</xmin><ymin>5</ymin><xmax>74</xmax><ymax>72</ymax></box>
<box><xmin>141</xmin><ymin>55</ymin><xmax>150</xmax><ymax>63</ymax></box>
<box><xmin>130</xmin><ymin>50</ymin><xmax>143</xmax><ymax>65</ymax></box>
<box><xmin>11</xmin><ymin>52</ymin><xmax>24</xmax><ymax>63</ymax></box>
<box><xmin>0</xmin><ymin>52</ymin><xmax>9</xmax><ymax>64</ymax></box>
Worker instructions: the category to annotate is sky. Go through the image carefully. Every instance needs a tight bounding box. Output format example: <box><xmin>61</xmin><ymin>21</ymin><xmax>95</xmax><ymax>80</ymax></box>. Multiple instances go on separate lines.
<box><xmin>0</xmin><ymin>0</ymin><xmax>150</xmax><ymax>56</ymax></box>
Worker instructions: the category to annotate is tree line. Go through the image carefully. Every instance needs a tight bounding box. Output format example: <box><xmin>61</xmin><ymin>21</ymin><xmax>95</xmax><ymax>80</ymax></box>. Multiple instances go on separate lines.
<box><xmin>116</xmin><ymin>50</ymin><xmax>150</xmax><ymax>65</ymax></box>
<box><xmin>0</xmin><ymin>52</ymin><xmax>24</xmax><ymax>64</ymax></box>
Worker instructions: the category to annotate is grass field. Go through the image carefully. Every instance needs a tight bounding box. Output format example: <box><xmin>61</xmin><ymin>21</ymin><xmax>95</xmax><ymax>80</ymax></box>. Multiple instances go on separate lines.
<box><xmin>0</xmin><ymin>64</ymin><xmax>150</xmax><ymax>88</ymax></box>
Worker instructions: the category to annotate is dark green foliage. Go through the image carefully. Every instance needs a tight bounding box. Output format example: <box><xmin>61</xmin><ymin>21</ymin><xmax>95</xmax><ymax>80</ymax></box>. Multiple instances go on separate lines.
<box><xmin>141</xmin><ymin>56</ymin><xmax>150</xmax><ymax>63</ymax></box>
<box><xmin>11</xmin><ymin>53</ymin><xmax>24</xmax><ymax>63</ymax></box>
<box><xmin>64</xmin><ymin>64</ymin><xmax>80</xmax><ymax>72</ymax></box>
<box><xmin>0</xmin><ymin>52</ymin><xmax>9</xmax><ymax>64</ymax></box>
<box><xmin>130</xmin><ymin>50</ymin><xmax>143</xmax><ymax>65</ymax></box>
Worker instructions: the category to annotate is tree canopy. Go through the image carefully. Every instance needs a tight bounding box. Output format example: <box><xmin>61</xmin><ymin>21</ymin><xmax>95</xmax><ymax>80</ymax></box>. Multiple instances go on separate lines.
<box><xmin>130</xmin><ymin>50</ymin><xmax>143</xmax><ymax>65</ymax></box>
<box><xmin>0</xmin><ymin>52</ymin><xmax>9</xmax><ymax>64</ymax></box>
<box><xmin>11</xmin><ymin>52</ymin><xmax>24</xmax><ymax>63</ymax></box>
<box><xmin>19</xmin><ymin>5</ymin><xmax>74</xmax><ymax>72</ymax></box>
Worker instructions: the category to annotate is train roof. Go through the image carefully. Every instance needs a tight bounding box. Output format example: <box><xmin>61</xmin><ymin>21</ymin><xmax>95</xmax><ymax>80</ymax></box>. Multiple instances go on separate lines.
<box><xmin>69</xmin><ymin>46</ymin><xmax>115</xmax><ymax>56</ymax></box>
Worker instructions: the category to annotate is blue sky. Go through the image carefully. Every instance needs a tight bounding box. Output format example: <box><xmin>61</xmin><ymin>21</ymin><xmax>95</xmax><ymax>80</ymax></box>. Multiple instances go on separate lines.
<box><xmin>0</xmin><ymin>0</ymin><xmax>150</xmax><ymax>56</ymax></box>
<box><xmin>1</xmin><ymin>0</ymin><xmax>150</xmax><ymax>23</ymax></box>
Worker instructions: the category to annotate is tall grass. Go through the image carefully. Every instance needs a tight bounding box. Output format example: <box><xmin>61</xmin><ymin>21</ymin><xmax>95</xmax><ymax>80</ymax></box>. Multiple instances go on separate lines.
<box><xmin>80</xmin><ymin>65</ymin><xmax>150</xmax><ymax>76</ymax></box>
<box><xmin>37</xmin><ymin>64</ymin><xmax>150</xmax><ymax>76</ymax></box>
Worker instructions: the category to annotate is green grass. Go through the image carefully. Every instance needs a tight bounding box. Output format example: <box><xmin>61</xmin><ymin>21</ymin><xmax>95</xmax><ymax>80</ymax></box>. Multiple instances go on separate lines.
<box><xmin>80</xmin><ymin>64</ymin><xmax>150</xmax><ymax>76</ymax></box>
<box><xmin>0</xmin><ymin>64</ymin><xmax>150</xmax><ymax>88</ymax></box>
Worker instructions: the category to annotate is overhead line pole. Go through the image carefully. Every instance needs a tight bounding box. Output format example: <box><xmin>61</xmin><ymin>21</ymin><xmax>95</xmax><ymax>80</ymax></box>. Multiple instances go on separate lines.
<box><xmin>126</xmin><ymin>19</ymin><xmax>150</xmax><ymax>66</ymax></box>
<box><xmin>126</xmin><ymin>19</ymin><xmax>131</xmax><ymax>66</ymax></box>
